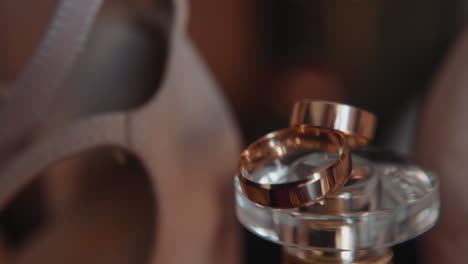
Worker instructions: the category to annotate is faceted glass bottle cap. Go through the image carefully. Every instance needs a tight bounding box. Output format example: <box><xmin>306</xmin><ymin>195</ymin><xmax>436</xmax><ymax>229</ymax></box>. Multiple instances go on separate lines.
<box><xmin>235</xmin><ymin>152</ymin><xmax>439</xmax><ymax>251</ymax></box>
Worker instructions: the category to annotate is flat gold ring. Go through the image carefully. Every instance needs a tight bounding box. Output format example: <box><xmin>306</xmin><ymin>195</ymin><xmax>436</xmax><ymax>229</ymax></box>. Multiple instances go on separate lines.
<box><xmin>237</xmin><ymin>126</ymin><xmax>352</xmax><ymax>208</ymax></box>
<box><xmin>290</xmin><ymin>100</ymin><xmax>377</xmax><ymax>147</ymax></box>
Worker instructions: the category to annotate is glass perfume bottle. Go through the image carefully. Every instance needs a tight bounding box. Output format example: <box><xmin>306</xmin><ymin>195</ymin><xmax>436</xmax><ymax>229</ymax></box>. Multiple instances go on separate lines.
<box><xmin>235</xmin><ymin>100</ymin><xmax>439</xmax><ymax>264</ymax></box>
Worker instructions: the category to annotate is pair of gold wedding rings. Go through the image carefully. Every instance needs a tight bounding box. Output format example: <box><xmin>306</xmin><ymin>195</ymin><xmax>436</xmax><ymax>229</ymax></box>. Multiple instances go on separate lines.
<box><xmin>237</xmin><ymin>100</ymin><xmax>377</xmax><ymax>208</ymax></box>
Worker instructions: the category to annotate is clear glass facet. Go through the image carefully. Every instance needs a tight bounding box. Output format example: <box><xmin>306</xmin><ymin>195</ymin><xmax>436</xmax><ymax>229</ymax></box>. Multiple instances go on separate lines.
<box><xmin>236</xmin><ymin>152</ymin><xmax>439</xmax><ymax>251</ymax></box>
<box><xmin>246</xmin><ymin>151</ymin><xmax>339</xmax><ymax>184</ymax></box>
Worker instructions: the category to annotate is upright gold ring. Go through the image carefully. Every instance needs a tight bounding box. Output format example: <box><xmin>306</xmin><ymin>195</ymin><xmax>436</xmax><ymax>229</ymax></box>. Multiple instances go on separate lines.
<box><xmin>237</xmin><ymin>126</ymin><xmax>351</xmax><ymax>208</ymax></box>
<box><xmin>290</xmin><ymin>100</ymin><xmax>377</xmax><ymax>147</ymax></box>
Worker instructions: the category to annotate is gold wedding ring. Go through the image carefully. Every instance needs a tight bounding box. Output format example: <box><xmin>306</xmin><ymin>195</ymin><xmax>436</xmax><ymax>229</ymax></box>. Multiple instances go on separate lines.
<box><xmin>237</xmin><ymin>100</ymin><xmax>376</xmax><ymax>208</ymax></box>
<box><xmin>237</xmin><ymin>126</ymin><xmax>351</xmax><ymax>208</ymax></box>
<box><xmin>290</xmin><ymin>100</ymin><xmax>377</xmax><ymax>147</ymax></box>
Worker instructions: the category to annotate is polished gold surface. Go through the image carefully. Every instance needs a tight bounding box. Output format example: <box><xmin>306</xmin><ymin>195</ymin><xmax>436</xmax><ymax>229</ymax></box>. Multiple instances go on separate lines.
<box><xmin>237</xmin><ymin>126</ymin><xmax>351</xmax><ymax>208</ymax></box>
<box><xmin>290</xmin><ymin>100</ymin><xmax>377</xmax><ymax>147</ymax></box>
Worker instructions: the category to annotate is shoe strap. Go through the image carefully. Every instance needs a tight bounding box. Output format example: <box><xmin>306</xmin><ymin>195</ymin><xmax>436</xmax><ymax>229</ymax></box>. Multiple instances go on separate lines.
<box><xmin>0</xmin><ymin>0</ymin><xmax>104</xmax><ymax>153</ymax></box>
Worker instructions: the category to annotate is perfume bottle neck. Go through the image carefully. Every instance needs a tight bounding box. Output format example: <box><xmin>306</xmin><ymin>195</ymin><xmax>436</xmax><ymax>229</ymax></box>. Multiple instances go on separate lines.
<box><xmin>282</xmin><ymin>247</ymin><xmax>393</xmax><ymax>264</ymax></box>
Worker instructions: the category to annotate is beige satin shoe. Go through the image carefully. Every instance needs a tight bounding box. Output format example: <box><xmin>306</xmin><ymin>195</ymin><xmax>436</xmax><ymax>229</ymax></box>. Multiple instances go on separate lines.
<box><xmin>0</xmin><ymin>0</ymin><xmax>241</xmax><ymax>263</ymax></box>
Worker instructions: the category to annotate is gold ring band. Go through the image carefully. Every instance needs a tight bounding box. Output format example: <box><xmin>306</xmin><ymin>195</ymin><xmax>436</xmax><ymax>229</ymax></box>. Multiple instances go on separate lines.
<box><xmin>237</xmin><ymin>126</ymin><xmax>352</xmax><ymax>208</ymax></box>
<box><xmin>290</xmin><ymin>100</ymin><xmax>377</xmax><ymax>147</ymax></box>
